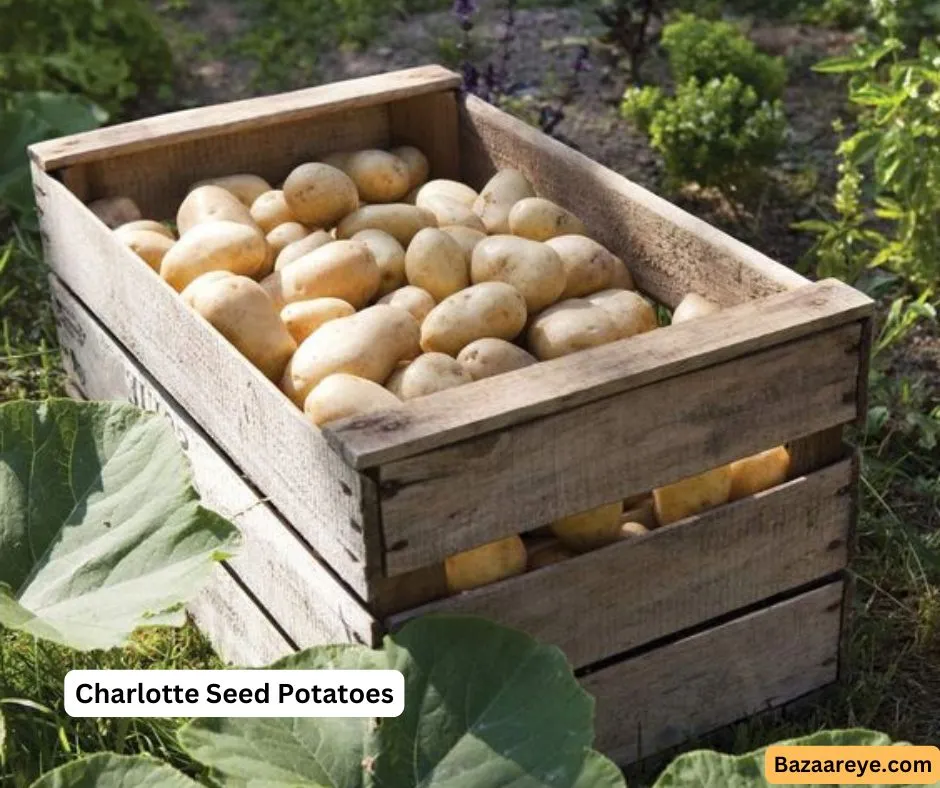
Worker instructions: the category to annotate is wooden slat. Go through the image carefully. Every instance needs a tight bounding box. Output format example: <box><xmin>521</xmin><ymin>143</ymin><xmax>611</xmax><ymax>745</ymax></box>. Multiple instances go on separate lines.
<box><xmin>34</xmin><ymin>166</ymin><xmax>382</xmax><ymax>601</ymax></box>
<box><xmin>327</xmin><ymin>280</ymin><xmax>872</xmax><ymax>469</ymax></box>
<box><xmin>458</xmin><ymin>95</ymin><xmax>809</xmax><ymax>308</ymax></box>
<box><xmin>586</xmin><ymin>582</ymin><xmax>843</xmax><ymax>765</ymax></box>
<box><xmin>51</xmin><ymin>276</ymin><xmax>381</xmax><ymax>649</ymax></box>
<box><xmin>29</xmin><ymin>66</ymin><xmax>461</xmax><ymax>170</ymax></box>
<box><xmin>378</xmin><ymin>323</ymin><xmax>862</xmax><ymax>576</ymax></box>
<box><xmin>388</xmin><ymin>90</ymin><xmax>461</xmax><ymax>181</ymax></box>
<box><xmin>387</xmin><ymin>460</ymin><xmax>852</xmax><ymax>668</ymax></box>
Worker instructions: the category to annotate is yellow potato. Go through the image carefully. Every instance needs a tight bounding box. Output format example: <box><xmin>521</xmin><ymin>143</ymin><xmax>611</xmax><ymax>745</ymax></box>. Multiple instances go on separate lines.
<box><xmin>416</xmin><ymin>194</ymin><xmax>486</xmax><ymax>233</ymax></box>
<box><xmin>280</xmin><ymin>297</ymin><xmax>356</xmax><ymax>344</ymax></box>
<box><xmin>445</xmin><ymin>535</ymin><xmax>527</xmax><ymax>593</ymax></box>
<box><xmin>440</xmin><ymin>225</ymin><xmax>487</xmax><ymax>258</ymax></box>
<box><xmin>261</xmin><ymin>239</ymin><xmax>380</xmax><ymax>309</ymax></box>
<box><xmin>115</xmin><ymin>219</ymin><xmax>175</xmax><ymax>240</ymax></box>
<box><xmin>620</xmin><ymin>521</ymin><xmax>651</xmax><ymax>538</ymax></box>
<box><xmin>386</xmin><ymin>352</ymin><xmax>473</xmax><ymax>400</ymax></box>
<box><xmin>585</xmin><ymin>289</ymin><xmax>657</xmax><ymax>339</ymax></box>
<box><xmin>526</xmin><ymin>536</ymin><xmax>576</xmax><ymax>570</ymax></box>
<box><xmin>405</xmin><ymin>228</ymin><xmax>469</xmax><ymax>301</ymax></box>
<box><xmin>729</xmin><ymin>446</ymin><xmax>791</xmax><ymax>501</ymax></box>
<box><xmin>421</xmin><ymin>282</ymin><xmax>528</xmax><ymax>356</ymax></box>
<box><xmin>114</xmin><ymin>228</ymin><xmax>175</xmax><ymax>271</ymax></box>
<box><xmin>250</xmin><ymin>190</ymin><xmax>297</xmax><ymax>233</ymax></box>
<box><xmin>280</xmin><ymin>304</ymin><xmax>420</xmax><ymax>406</ymax></box>
<box><xmin>351</xmin><ymin>229</ymin><xmax>406</xmax><ymax>297</ymax></box>
<box><xmin>88</xmin><ymin>196</ymin><xmax>142</xmax><ymax>229</ymax></box>
<box><xmin>343</xmin><ymin>149</ymin><xmax>411</xmax><ymax>203</ymax></box>
<box><xmin>275</xmin><ymin>230</ymin><xmax>333</xmax><ymax>270</ymax></box>
<box><xmin>526</xmin><ymin>299</ymin><xmax>621</xmax><ymax>360</ymax></box>
<box><xmin>336</xmin><ymin>204</ymin><xmax>437</xmax><ymax>246</ymax></box>
<box><xmin>191</xmin><ymin>174</ymin><xmax>272</xmax><ymax>207</ymax></box>
<box><xmin>160</xmin><ymin>220</ymin><xmax>268</xmax><ymax>291</ymax></box>
<box><xmin>179</xmin><ymin>270</ymin><xmax>236</xmax><ymax>307</ymax></box>
<box><xmin>282</xmin><ymin>163</ymin><xmax>359</xmax><ymax>228</ymax></box>
<box><xmin>672</xmin><ymin>292</ymin><xmax>721</xmax><ymax>324</ymax></box>
<box><xmin>550</xmin><ymin>502</ymin><xmax>624</xmax><ymax>552</ymax></box>
<box><xmin>177</xmin><ymin>185</ymin><xmax>261</xmax><ymax>236</ymax></box>
<box><xmin>389</xmin><ymin>146</ymin><xmax>430</xmax><ymax>189</ymax></box>
<box><xmin>304</xmin><ymin>373</ymin><xmax>402</xmax><ymax>426</ymax></box>
<box><xmin>416</xmin><ymin>179</ymin><xmax>479</xmax><ymax>209</ymax></box>
<box><xmin>376</xmin><ymin>285</ymin><xmax>436</xmax><ymax>324</ymax></box>
<box><xmin>471</xmin><ymin>235</ymin><xmax>566</xmax><ymax>313</ymax></box>
<box><xmin>456</xmin><ymin>338</ymin><xmax>536</xmax><ymax>381</ymax></box>
<box><xmin>653</xmin><ymin>465</ymin><xmax>733</xmax><ymax>526</ymax></box>
<box><xmin>508</xmin><ymin>197</ymin><xmax>585</xmax><ymax>241</ymax></box>
<box><xmin>546</xmin><ymin>235</ymin><xmax>621</xmax><ymax>298</ymax></box>
<box><xmin>184</xmin><ymin>274</ymin><xmax>297</xmax><ymax>381</ymax></box>
<box><xmin>473</xmin><ymin>169</ymin><xmax>536</xmax><ymax>234</ymax></box>
<box><xmin>266</xmin><ymin>222</ymin><xmax>308</xmax><ymax>257</ymax></box>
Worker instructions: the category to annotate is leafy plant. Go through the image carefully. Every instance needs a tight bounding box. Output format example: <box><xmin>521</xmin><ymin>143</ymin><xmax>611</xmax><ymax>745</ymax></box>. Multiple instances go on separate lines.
<box><xmin>28</xmin><ymin>752</ymin><xmax>201</xmax><ymax>788</ymax></box>
<box><xmin>595</xmin><ymin>0</ymin><xmax>663</xmax><ymax>80</ymax></box>
<box><xmin>0</xmin><ymin>399</ymin><xmax>239</xmax><ymax>650</ymax></box>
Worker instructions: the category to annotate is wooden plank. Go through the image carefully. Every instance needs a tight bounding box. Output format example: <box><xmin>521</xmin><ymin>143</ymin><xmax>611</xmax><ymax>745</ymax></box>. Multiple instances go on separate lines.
<box><xmin>586</xmin><ymin>582</ymin><xmax>843</xmax><ymax>765</ymax></box>
<box><xmin>458</xmin><ymin>95</ymin><xmax>809</xmax><ymax>308</ymax></box>
<box><xmin>389</xmin><ymin>90</ymin><xmax>461</xmax><ymax>181</ymax></box>
<box><xmin>33</xmin><ymin>166</ymin><xmax>383</xmax><ymax>602</ymax></box>
<box><xmin>379</xmin><ymin>323</ymin><xmax>862</xmax><ymax>576</ymax></box>
<box><xmin>29</xmin><ymin>66</ymin><xmax>461</xmax><ymax>170</ymax></box>
<box><xmin>51</xmin><ymin>276</ymin><xmax>381</xmax><ymax>649</ymax></box>
<box><xmin>788</xmin><ymin>426</ymin><xmax>847</xmax><ymax>478</ymax></box>
<box><xmin>327</xmin><ymin>279</ymin><xmax>873</xmax><ymax>469</ymax></box>
<box><xmin>387</xmin><ymin>461</ymin><xmax>852</xmax><ymax>668</ymax></box>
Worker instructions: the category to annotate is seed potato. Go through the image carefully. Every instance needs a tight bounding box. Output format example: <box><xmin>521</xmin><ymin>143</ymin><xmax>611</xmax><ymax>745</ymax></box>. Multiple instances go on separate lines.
<box><xmin>250</xmin><ymin>190</ymin><xmax>297</xmax><ymax>233</ymax></box>
<box><xmin>405</xmin><ymin>228</ymin><xmax>470</xmax><ymax>301</ymax></box>
<box><xmin>416</xmin><ymin>194</ymin><xmax>486</xmax><ymax>232</ymax></box>
<box><xmin>88</xmin><ymin>196</ymin><xmax>142</xmax><ymax>229</ymax></box>
<box><xmin>336</xmin><ymin>204</ymin><xmax>437</xmax><ymax>246</ymax></box>
<box><xmin>180</xmin><ymin>270</ymin><xmax>236</xmax><ymax>307</ymax></box>
<box><xmin>421</xmin><ymin>282</ymin><xmax>528</xmax><ymax>356</ymax></box>
<box><xmin>473</xmin><ymin>169</ymin><xmax>536</xmax><ymax>234</ymax></box>
<box><xmin>344</xmin><ymin>149</ymin><xmax>411</xmax><ymax>203</ymax></box>
<box><xmin>456</xmin><ymin>338</ymin><xmax>536</xmax><ymax>381</ymax></box>
<box><xmin>653</xmin><ymin>465</ymin><xmax>733</xmax><ymax>526</ymax></box>
<box><xmin>445</xmin><ymin>535</ymin><xmax>527</xmax><ymax>593</ymax></box>
<box><xmin>547</xmin><ymin>235</ymin><xmax>621</xmax><ymax>298</ymax></box>
<box><xmin>526</xmin><ymin>298</ymin><xmax>621</xmax><ymax>360</ymax></box>
<box><xmin>191</xmin><ymin>174</ymin><xmax>272</xmax><ymax>207</ymax></box>
<box><xmin>160</xmin><ymin>220</ymin><xmax>268</xmax><ymax>291</ymax></box>
<box><xmin>389</xmin><ymin>146</ymin><xmax>430</xmax><ymax>189</ymax></box>
<box><xmin>266</xmin><ymin>222</ymin><xmax>308</xmax><ymax>257</ymax></box>
<box><xmin>275</xmin><ymin>230</ymin><xmax>333</xmax><ymax>270</ymax></box>
<box><xmin>177</xmin><ymin>185</ymin><xmax>261</xmax><ymax>237</ymax></box>
<box><xmin>280</xmin><ymin>297</ymin><xmax>356</xmax><ymax>344</ymax></box>
<box><xmin>282</xmin><ymin>163</ymin><xmax>359</xmax><ymax>228</ymax></box>
<box><xmin>471</xmin><ymin>235</ymin><xmax>566</xmax><ymax>314</ymax></box>
<box><xmin>376</xmin><ymin>285</ymin><xmax>436</xmax><ymax>324</ymax></box>
<box><xmin>585</xmin><ymin>289</ymin><xmax>658</xmax><ymax>339</ymax></box>
<box><xmin>386</xmin><ymin>353</ymin><xmax>473</xmax><ymax>400</ymax></box>
<box><xmin>304</xmin><ymin>373</ymin><xmax>402</xmax><ymax>426</ymax></box>
<box><xmin>672</xmin><ymin>292</ymin><xmax>721</xmax><ymax>324</ymax></box>
<box><xmin>115</xmin><ymin>219</ymin><xmax>175</xmax><ymax>240</ymax></box>
<box><xmin>351</xmin><ymin>229</ymin><xmax>407</xmax><ymax>297</ymax></box>
<box><xmin>508</xmin><ymin>197</ymin><xmax>585</xmax><ymax>242</ymax></box>
<box><xmin>729</xmin><ymin>446</ymin><xmax>791</xmax><ymax>501</ymax></box>
<box><xmin>114</xmin><ymin>228</ymin><xmax>175</xmax><ymax>271</ymax></box>
<box><xmin>416</xmin><ymin>179</ymin><xmax>479</xmax><ymax>209</ymax></box>
<box><xmin>550</xmin><ymin>502</ymin><xmax>624</xmax><ymax>552</ymax></box>
<box><xmin>440</xmin><ymin>226</ymin><xmax>487</xmax><ymax>258</ymax></box>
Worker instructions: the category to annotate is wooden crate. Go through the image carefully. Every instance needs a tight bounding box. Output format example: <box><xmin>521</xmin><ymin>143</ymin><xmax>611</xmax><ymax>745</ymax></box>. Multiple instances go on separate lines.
<box><xmin>34</xmin><ymin>65</ymin><xmax>873</xmax><ymax>764</ymax></box>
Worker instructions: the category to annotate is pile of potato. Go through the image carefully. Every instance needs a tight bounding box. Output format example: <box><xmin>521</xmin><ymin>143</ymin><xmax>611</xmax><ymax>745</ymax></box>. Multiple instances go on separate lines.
<box><xmin>93</xmin><ymin>145</ymin><xmax>791</xmax><ymax>597</ymax></box>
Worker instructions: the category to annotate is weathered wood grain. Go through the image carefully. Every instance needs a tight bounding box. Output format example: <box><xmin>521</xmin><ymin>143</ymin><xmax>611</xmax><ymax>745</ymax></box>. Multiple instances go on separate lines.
<box><xmin>586</xmin><ymin>582</ymin><xmax>843</xmax><ymax>765</ymax></box>
<box><xmin>389</xmin><ymin>90</ymin><xmax>461</xmax><ymax>181</ymax></box>
<box><xmin>378</xmin><ymin>323</ymin><xmax>862</xmax><ymax>576</ymax></box>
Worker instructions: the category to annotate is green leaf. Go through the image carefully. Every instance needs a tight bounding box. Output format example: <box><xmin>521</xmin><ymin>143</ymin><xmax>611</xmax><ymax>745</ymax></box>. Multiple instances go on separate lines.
<box><xmin>28</xmin><ymin>753</ymin><xmax>200</xmax><ymax>787</ymax></box>
<box><xmin>180</xmin><ymin>615</ymin><xmax>624</xmax><ymax>788</ymax></box>
<box><xmin>651</xmin><ymin>729</ymin><xmax>940</xmax><ymax>787</ymax></box>
<box><xmin>0</xmin><ymin>399</ymin><xmax>239</xmax><ymax>650</ymax></box>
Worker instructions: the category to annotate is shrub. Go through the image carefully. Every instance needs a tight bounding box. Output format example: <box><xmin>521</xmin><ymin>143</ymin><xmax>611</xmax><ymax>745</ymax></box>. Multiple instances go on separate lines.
<box><xmin>661</xmin><ymin>13</ymin><xmax>787</xmax><ymax>100</ymax></box>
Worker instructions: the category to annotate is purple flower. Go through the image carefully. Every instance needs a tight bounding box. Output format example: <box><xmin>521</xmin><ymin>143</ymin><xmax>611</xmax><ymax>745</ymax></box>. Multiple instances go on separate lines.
<box><xmin>573</xmin><ymin>44</ymin><xmax>591</xmax><ymax>73</ymax></box>
<box><xmin>453</xmin><ymin>0</ymin><xmax>478</xmax><ymax>25</ymax></box>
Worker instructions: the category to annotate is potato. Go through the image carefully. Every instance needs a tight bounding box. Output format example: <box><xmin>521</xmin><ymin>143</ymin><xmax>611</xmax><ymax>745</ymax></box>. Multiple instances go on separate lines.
<box><xmin>280</xmin><ymin>297</ymin><xmax>355</xmax><ymax>344</ymax></box>
<box><xmin>342</xmin><ymin>150</ymin><xmax>411</xmax><ymax>203</ymax></box>
<box><xmin>389</xmin><ymin>146</ymin><xmax>430</xmax><ymax>190</ymax></box>
<box><xmin>160</xmin><ymin>220</ymin><xmax>268</xmax><ymax>291</ymax></box>
<box><xmin>336</xmin><ymin>204</ymin><xmax>437</xmax><ymax>246</ymax></box>
<box><xmin>185</xmin><ymin>274</ymin><xmax>296</xmax><ymax>381</ymax></box>
<box><xmin>88</xmin><ymin>196</ymin><xmax>141</xmax><ymax>229</ymax></box>
<box><xmin>275</xmin><ymin>230</ymin><xmax>333</xmax><ymax>270</ymax></box>
<box><xmin>526</xmin><ymin>299</ymin><xmax>620</xmax><ymax>360</ymax></box>
<box><xmin>386</xmin><ymin>352</ymin><xmax>472</xmax><ymax>400</ymax></box>
<box><xmin>304</xmin><ymin>373</ymin><xmax>402</xmax><ymax>426</ymax></box>
<box><xmin>471</xmin><ymin>235</ymin><xmax>566</xmax><ymax>313</ymax></box>
<box><xmin>609</xmin><ymin>259</ymin><xmax>636</xmax><ymax>291</ymax></box>
<box><xmin>653</xmin><ymin>465</ymin><xmax>733</xmax><ymax>526</ymax></box>
<box><xmin>115</xmin><ymin>219</ymin><xmax>174</xmax><ymax>240</ymax></box>
<box><xmin>416</xmin><ymin>194</ymin><xmax>486</xmax><ymax>233</ymax></box>
<box><xmin>177</xmin><ymin>185</ymin><xmax>261</xmax><ymax>237</ymax></box>
<box><xmin>620</xmin><ymin>521</ymin><xmax>650</xmax><ymax>538</ymax></box>
<box><xmin>351</xmin><ymin>229</ymin><xmax>406</xmax><ymax>297</ymax></box>
<box><xmin>526</xmin><ymin>537</ymin><xmax>576</xmax><ymax>570</ymax></box>
<box><xmin>729</xmin><ymin>446</ymin><xmax>790</xmax><ymax>501</ymax></box>
<box><xmin>405</xmin><ymin>228</ymin><xmax>469</xmax><ymax>301</ymax></box>
<box><xmin>456</xmin><ymin>338</ymin><xmax>536</xmax><ymax>381</ymax></box>
<box><xmin>250</xmin><ymin>190</ymin><xmax>297</xmax><ymax>233</ymax></box>
<box><xmin>416</xmin><ymin>179</ymin><xmax>479</xmax><ymax>209</ymax></box>
<box><xmin>261</xmin><ymin>239</ymin><xmax>380</xmax><ymax>309</ymax></box>
<box><xmin>473</xmin><ymin>169</ymin><xmax>535</xmax><ymax>234</ymax></box>
<box><xmin>282</xmin><ymin>163</ymin><xmax>359</xmax><ymax>228</ymax></box>
<box><xmin>445</xmin><ymin>535</ymin><xmax>527</xmax><ymax>593</ymax></box>
<box><xmin>550</xmin><ymin>502</ymin><xmax>624</xmax><ymax>552</ymax></box>
<box><xmin>114</xmin><ymin>228</ymin><xmax>175</xmax><ymax>271</ymax></box>
<box><xmin>266</xmin><ymin>221</ymin><xmax>308</xmax><ymax>256</ymax></box>
<box><xmin>585</xmin><ymin>289</ymin><xmax>657</xmax><ymax>339</ymax></box>
<box><xmin>376</xmin><ymin>285</ymin><xmax>436</xmax><ymax>324</ymax></box>
<box><xmin>547</xmin><ymin>235</ymin><xmax>621</xmax><ymax>298</ymax></box>
<box><xmin>280</xmin><ymin>304</ymin><xmax>420</xmax><ymax>406</ymax></box>
<box><xmin>508</xmin><ymin>197</ymin><xmax>585</xmax><ymax>241</ymax></box>
<box><xmin>622</xmin><ymin>495</ymin><xmax>656</xmax><ymax>530</ymax></box>
<box><xmin>672</xmin><ymin>292</ymin><xmax>721</xmax><ymax>324</ymax></box>
<box><xmin>421</xmin><ymin>282</ymin><xmax>528</xmax><ymax>356</ymax></box>
<box><xmin>440</xmin><ymin>225</ymin><xmax>487</xmax><ymax>258</ymax></box>
<box><xmin>180</xmin><ymin>270</ymin><xmax>236</xmax><ymax>307</ymax></box>
<box><xmin>191</xmin><ymin>174</ymin><xmax>272</xmax><ymax>207</ymax></box>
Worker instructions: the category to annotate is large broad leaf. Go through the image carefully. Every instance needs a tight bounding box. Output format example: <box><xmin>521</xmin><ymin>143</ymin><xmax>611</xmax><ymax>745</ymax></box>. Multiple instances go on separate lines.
<box><xmin>28</xmin><ymin>753</ymin><xmax>200</xmax><ymax>788</ymax></box>
<box><xmin>0</xmin><ymin>399</ymin><xmax>239</xmax><ymax>650</ymax></box>
<box><xmin>180</xmin><ymin>615</ymin><xmax>626</xmax><ymax>788</ymax></box>
<box><xmin>652</xmin><ymin>729</ymin><xmax>940</xmax><ymax>788</ymax></box>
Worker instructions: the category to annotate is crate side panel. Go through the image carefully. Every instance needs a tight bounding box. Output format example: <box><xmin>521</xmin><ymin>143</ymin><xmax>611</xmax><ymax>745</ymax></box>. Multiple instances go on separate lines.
<box><xmin>388</xmin><ymin>91</ymin><xmax>461</xmax><ymax>181</ymax></box>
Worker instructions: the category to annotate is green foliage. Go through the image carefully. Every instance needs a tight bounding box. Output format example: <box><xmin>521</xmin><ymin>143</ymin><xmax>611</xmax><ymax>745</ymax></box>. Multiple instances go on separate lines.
<box><xmin>660</xmin><ymin>14</ymin><xmax>787</xmax><ymax>101</ymax></box>
<box><xmin>623</xmin><ymin>75</ymin><xmax>786</xmax><ymax>195</ymax></box>
<box><xmin>595</xmin><ymin>0</ymin><xmax>662</xmax><ymax>79</ymax></box>
<box><xmin>0</xmin><ymin>0</ymin><xmax>173</xmax><ymax>115</ymax></box>
<box><xmin>28</xmin><ymin>753</ymin><xmax>201</xmax><ymax>788</ymax></box>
